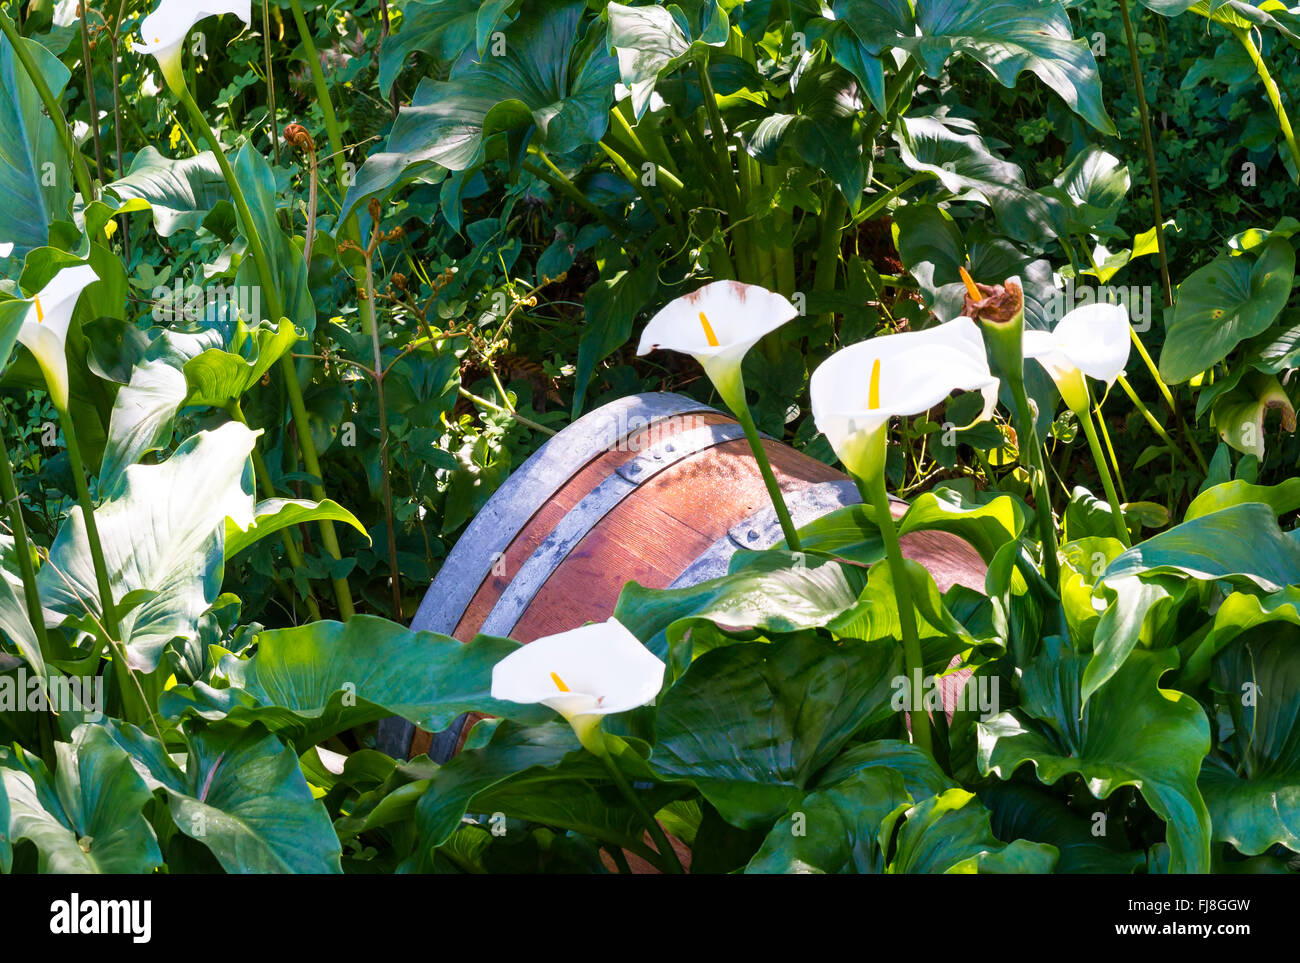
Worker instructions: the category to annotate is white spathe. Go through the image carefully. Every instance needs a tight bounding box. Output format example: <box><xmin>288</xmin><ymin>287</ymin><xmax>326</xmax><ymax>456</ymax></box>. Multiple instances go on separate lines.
<box><xmin>16</xmin><ymin>264</ymin><xmax>100</xmax><ymax>411</ymax></box>
<box><xmin>1023</xmin><ymin>302</ymin><xmax>1130</xmax><ymax>413</ymax></box>
<box><xmin>134</xmin><ymin>1</ymin><xmax>252</xmax><ymax>92</ymax></box>
<box><xmin>637</xmin><ymin>281</ymin><xmax>798</xmax><ymax>407</ymax></box>
<box><xmin>491</xmin><ymin>618</ymin><xmax>665</xmax><ymax>748</ymax></box>
<box><xmin>810</xmin><ymin>318</ymin><xmax>1000</xmax><ymax>477</ymax></box>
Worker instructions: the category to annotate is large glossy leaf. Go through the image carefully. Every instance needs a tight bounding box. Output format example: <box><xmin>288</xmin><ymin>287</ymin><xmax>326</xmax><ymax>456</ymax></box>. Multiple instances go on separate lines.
<box><xmin>1202</xmin><ymin>624</ymin><xmax>1300</xmax><ymax>855</ymax></box>
<box><xmin>0</xmin><ymin>32</ymin><xmax>74</xmax><ymax>259</ymax></box>
<box><xmin>614</xmin><ymin>554</ymin><xmax>864</xmax><ymax>670</ymax></box>
<box><xmin>651</xmin><ymin>633</ymin><xmax>902</xmax><ymax>828</ymax></box>
<box><xmin>977</xmin><ymin>644</ymin><xmax>1211</xmax><ymax>873</ymax></box>
<box><xmin>888</xmin><ymin>788</ymin><xmax>1058</xmax><ymax>873</ymax></box>
<box><xmin>100</xmin><ymin>358</ymin><xmax>188</xmax><ymax>498</ymax></box>
<box><xmin>1082</xmin><ymin>573</ymin><xmax>1183</xmax><ymax>706</ymax></box>
<box><xmin>103</xmin><ymin>147</ymin><xmax>228</xmax><ymax>237</ymax></box>
<box><xmin>161</xmin><ymin>617</ymin><xmax>549</xmax><ymax>749</ymax></box>
<box><xmin>981</xmin><ymin>782</ymin><xmax>1146</xmax><ymax>873</ymax></box>
<box><xmin>814</xmin><ymin>739</ymin><xmax>955</xmax><ymax>799</ymax></box>
<box><xmin>822</xmin><ymin>0</ymin><xmax>915</xmax><ymax>114</ymax></box>
<box><xmin>832</xmin><ymin>0</ymin><xmax>1113</xmax><ymax>133</ymax></box>
<box><xmin>441</xmin><ymin>728</ymin><xmax>683</xmax><ymax>853</ymax></box>
<box><xmin>343</xmin><ymin>1</ymin><xmax>617</xmax><ymax>221</ymax></box>
<box><xmin>894</xmin><ymin>114</ymin><xmax>1062</xmax><ymax>243</ymax></box>
<box><xmin>607</xmin><ymin>1</ymin><xmax>729</xmax><ymax>118</ymax></box>
<box><xmin>1185</xmin><ymin>477</ymin><xmax>1300</xmax><ymax>521</ymax></box>
<box><xmin>38</xmin><ymin>423</ymin><xmax>258</xmax><ymax>671</ymax></box>
<box><xmin>0</xmin><ymin>726</ymin><xmax>160</xmax><ymax>873</ymax></box>
<box><xmin>224</xmin><ymin>498</ymin><xmax>368</xmax><ymax>559</ymax></box>
<box><xmin>749</xmin><ymin>61</ymin><xmax>865</xmax><ymax>205</ymax></box>
<box><xmin>1158</xmin><ymin>238</ymin><xmax>1295</xmax><ymax>384</ymax></box>
<box><xmin>232</xmin><ymin>143</ymin><xmax>315</xmax><ymax>334</ymax></box>
<box><xmin>1103</xmin><ymin>503</ymin><xmax>1300</xmax><ymax>593</ymax></box>
<box><xmin>745</xmin><ymin>767</ymin><xmax>911</xmax><ymax>873</ymax></box>
<box><xmin>377</xmin><ymin>0</ymin><xmax>515</xmax><ymax>92</ymax></box>
<box><xmin>181</xmin><ymin>318</ymin><xmax>299</xmax><ymax>408</ymax></box>
<box><xmin>1040</xmin><ymin>146</ymin><xmax>1130</xmax><ymax>238</ymax></box>
<box><xmin>101</xmin><ymin>721</ymin><xmax>342</xmax><ymax>873</ymax></box>
<box><xmin>417</xmin><ymin>721</ymin><xmax>578</xmax><ymax>846</ymax></box>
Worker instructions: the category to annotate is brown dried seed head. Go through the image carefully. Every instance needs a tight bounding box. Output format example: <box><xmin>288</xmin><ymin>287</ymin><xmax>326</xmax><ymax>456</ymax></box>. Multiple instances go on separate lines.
<box><xmin>961</xmin><ymin>277</ymin><xmax>1023</xmax><ymax>326</ymax></box>
<box><xmin>283</xmin><ymin>123</ymin><xmax>315</xmax><ymax>152</ymax></box>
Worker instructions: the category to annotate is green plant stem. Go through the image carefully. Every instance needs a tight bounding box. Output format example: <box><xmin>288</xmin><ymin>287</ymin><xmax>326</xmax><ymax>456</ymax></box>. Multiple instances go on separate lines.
<box><xmin>228</xmin><ymin>403</ymin><xmax>323</xmax><ymax>622</ymax></box>
<box><xmin>730</xmin><ymin>402</ymin><xmax>801</xmax><ymax>551</ymax></box>
<box><xmin>521</xmin><ymin>156</ymin><xmax>629</xmax><ymax>245</ymax></box>
<box><xmin>361</xmin><ymin>250</ymin><xmax>403</xmax><ymax>620</ymax></box>
<box><xmin>78</xmin><ymin>8</ymin><xmax>104</xmax><ymax>191</ymax></box>
<box><xmin>695</xmin><ymin>58</ymin><xmax>737</xmax><ymax>210</ymax></box>
<box><xmin>1077</xmin><ymin>404</ymin><xmax>1132</xmax><ymax>546</ymax></box>
<box><xmin>599</xmin><ymin>141</ymin><xmax>672</xmax><ymax>231</ymax></box>
<box><xmin>1093</xmin><ymin>396</ymin><xmax>1128</xmax><ymax>503</ymax></box>
<box><xmin>814</xmin><ymin>189</ymin><xmax>847</xmax><ymax>328</ymax></box>
<box><xmin>177</xmin><ymin>85</ymin><xmax>355</xmax><ymax>618</ymax></box>
<box><xmin>286</xmin><ymin>0</ymin><xmax>348</xmax><ymax>190</ymax></box>
<box><xmin>1117</xmin><ymin>0</ymin><xmax>1173</xmax><ymax>306</ymax></box>
<box><xmin>597</xmin><ymin>747</ymin><xmax>684</xmax><ymax>874</ymax></box>
<box><xmin>0</xmin><ymin>430</ymin><xmax>48</xmax><ymax>654</ymax></box>
<box><xmin>1008</xmin><ymin>383</ymin><xmax>1063</xmax><ymax>591</ymax></box>
<box><xmin>1116</xmin><ymin>374</ymin><xmax>1203</xmax><ymax>473</ymax></box>
<box><xmin>856</xmin><ymin>471</ymin><xmax>932</xmax><ymax>757</ymax></box>
<box><xmin>0</xmin><ymin>9</ymin><xmax>96</xmax><ymax>205</ymax></box>
<box><xmin>263</xmin><ymin>0</ymin><xmax>280</xmax><ymax>164</ymax></box>
<box><xmin>56</xmin><ymin>405</ymin><xmax>119</xmax><ymax>641</ymax></box>
<box><xmin>1230</xmin><ymin>25</ymin><xmax>1300</xmax><ymax>178</ymax></box>
<box><xmin>458</xmin><ymin>387</ymin><xmax>557</xmax><ymax>436</ymax></box>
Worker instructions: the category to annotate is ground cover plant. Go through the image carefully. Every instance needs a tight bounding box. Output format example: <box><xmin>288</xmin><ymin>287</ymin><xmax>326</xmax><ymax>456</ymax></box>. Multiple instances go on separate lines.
<box><xmin>0</xmin><ymin>0</ymin><xmax>1298</xmax><ymax>874</ymax></box>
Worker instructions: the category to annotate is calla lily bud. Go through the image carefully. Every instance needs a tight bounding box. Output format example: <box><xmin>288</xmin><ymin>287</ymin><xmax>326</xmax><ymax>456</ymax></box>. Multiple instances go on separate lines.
<box><xmin>134</xmin><ymin>1</ymin><xmax>252</xmax><ymax>95</ymax></box>
<box><xmin>491</xmin><ymin>618</ymin><xmax>666</xmax><ymax>755</ymax></box>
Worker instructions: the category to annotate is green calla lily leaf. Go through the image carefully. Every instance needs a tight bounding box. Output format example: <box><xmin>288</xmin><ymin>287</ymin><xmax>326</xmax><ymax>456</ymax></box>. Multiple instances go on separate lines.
<box><xmin>651</xmin><ymin>633</ymin><xmax>902</xmax><ymax>829</ymax></box>
<box><xmin>0</xmin><ymin>31</ymin><xmax>73</xmax><ymax>259</ymax></box>
<box><xmin>102</xmin><ymin>147</ymin><xmax>229</xmax><ymax>238</ymax></box>
<box><xmin>977</xmin><ymin>643</ymin><xmax>1211</xmax><ymax>873</ymax></box>
<box><xmin>342</xmin><ymin>1</ymin><xmax>617</xmax><ymax>221</ymax></box>
<box><xmin>99</xmin><ymin>720</ymin><xmax>342</xmax><ymax>874</ymax></box>
<box><xmin>1103</xmin><ymin>502</ymin><xmax>1300</xmax><ymax>592</ymax></box>
<box><xmin>745</xmin><ymin>767</ymin><xmax>912</xmax><ymax>873</ymax></box>
<box><xmin>607</xmin><ymin>0</ymin><xmax>729</xmax><ymax>119</ymax></box>
<box><xmin>1201</xmin><ymin>623</ymin><xmax>1300</xmax><ymax>855</ymax></box>
<box><xmin>0</xmin><ymin>726</ymin><xmax>161</xmax><ymax>874</ymax></box>
<box><xmin>888</xmin><ymin>788</ymin><xmax>1059</xmax><ymax>873</ymax></box>
<box><xmin>225</xmin><ymin>498</ymin><xmax>369</xmax><ymax>559</ymax></box>
<box><xmin>161</xmin><ymin>617</ymin><xmax>550</xmax><ymax>749</ymax></box>
<box><xmin>38</xmin><ymin>423</ymin><xmax>259</xmax><ymax>671</ymax></box>
<box><xmin>100</xmin><ymin>358</ymin><xmax>188</xmax><ymax>498</ymax></box>
<box><xmin>1158</xmin><ymin>237</ymin><xmax>1295</xmax><ymax>384</ymax></box>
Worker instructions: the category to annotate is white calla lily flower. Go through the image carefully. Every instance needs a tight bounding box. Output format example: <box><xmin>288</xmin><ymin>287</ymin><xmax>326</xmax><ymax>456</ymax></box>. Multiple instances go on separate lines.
<box><xmin>636</xmin><ymin>281</ymin><xmax>798</xmax><ymax>409</ymax></box>
<box><xmin>1023</xmin><ymin>302</ymin><xmax>1131</xmax><ymax>413</ymax></box>
<box><xmin>491</xmin><ymin>618</ymin><xmax>665</xmax><ymax>752</ymax></box>
<box><xmin>134</xmin><ymin>1</ymin><xmax>252</xmax><ymax>93</ymax></box>
<box><xmin>15</xmin><ymin>264</ymin><xmax>100</xmax><ymax>411</ymax></box>
<box><xmin>810</xmin><ymin>318</ymin><xmax>1000</xmax><ymax>480</ymax></box>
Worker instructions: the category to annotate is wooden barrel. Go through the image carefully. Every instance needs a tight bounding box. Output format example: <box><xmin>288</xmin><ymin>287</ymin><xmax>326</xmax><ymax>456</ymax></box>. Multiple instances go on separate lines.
<box><xmin>377</xmin><ymin>392</ymin><xmax>985</xmax><ymax>760</ymax></box>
